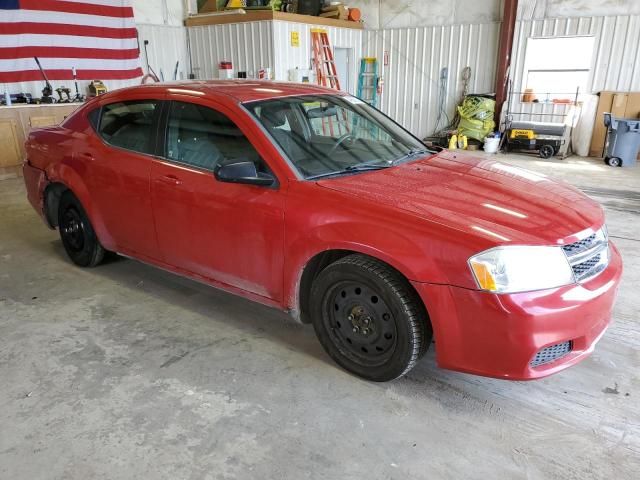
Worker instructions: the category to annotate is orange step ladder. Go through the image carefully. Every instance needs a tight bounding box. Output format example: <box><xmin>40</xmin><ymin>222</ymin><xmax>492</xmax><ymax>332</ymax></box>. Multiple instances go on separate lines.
<box><xmin>311</xmin><ymin>28</ymin><xmax>341</xmax><ymax>90</ymax></box>
<box><xmin>311</xmin><ymin>28</ymin><xmax>348</xmax><ymax>136</ymax></box>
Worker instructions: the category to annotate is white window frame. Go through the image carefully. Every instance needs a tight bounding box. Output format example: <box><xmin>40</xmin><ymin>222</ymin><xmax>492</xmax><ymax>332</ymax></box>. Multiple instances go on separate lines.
<box><xmin>521</xmin><ymin>35</ymin><xmax>596</xmax><ymax>103</ymax></box>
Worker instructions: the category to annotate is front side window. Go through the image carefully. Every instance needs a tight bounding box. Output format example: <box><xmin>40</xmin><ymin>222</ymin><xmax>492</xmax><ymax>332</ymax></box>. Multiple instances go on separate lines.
<box><xmin>97</xmin><ymin>100</ymin><xmax>158</xmax><ymax>155</ymax></box>
<box><xmin>245</xmin><ymin>95</ymin><xmax>427</xmax><ymax>179</ymax></box>
<box><xmin>166</xmin><ymin>101</ymin><xmax>262</xmax><ymax>171</ymax></box>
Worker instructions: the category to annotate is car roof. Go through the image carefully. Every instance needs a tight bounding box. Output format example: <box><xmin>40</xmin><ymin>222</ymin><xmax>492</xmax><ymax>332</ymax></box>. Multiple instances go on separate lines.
<box><xmin>105</xmin><ymin>80</ymin><xmax>344</xmax><ymax>103</ymax></box>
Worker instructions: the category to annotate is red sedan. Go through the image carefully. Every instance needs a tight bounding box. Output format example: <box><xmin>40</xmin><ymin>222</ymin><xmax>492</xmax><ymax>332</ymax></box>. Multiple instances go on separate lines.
<box><xmin>23</xmin><ymin>81</ymin><xmax>622</xmax><ymax>381</ymax></box>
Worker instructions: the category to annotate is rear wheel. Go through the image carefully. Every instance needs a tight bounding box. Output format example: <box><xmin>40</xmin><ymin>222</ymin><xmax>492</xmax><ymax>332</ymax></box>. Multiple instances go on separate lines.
<box><xmin>310</xmin><ymin>254</ymin><xmax>431</xmax><ymax>382</ymax></box>
<box><xmin>539</xmin><ymin>144</ymin><xmax>554</xmax><ymax>159</ymax></box>
<box><xmin>606</xmin><ymin>156</ymin><xmax>622</xmax><ymax>167</ymax></box>
<box><xmin>58</xmin><ymin>191</ymin><xmax>105</xmax><ymax>267</ymax></box>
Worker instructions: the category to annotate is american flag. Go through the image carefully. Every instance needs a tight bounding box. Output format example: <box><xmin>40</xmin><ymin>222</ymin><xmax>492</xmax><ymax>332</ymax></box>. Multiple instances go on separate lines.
<box><xmin>0</xmin><ymin>0</ymin><xmax>143</xmax><ymax>83</ymax></box>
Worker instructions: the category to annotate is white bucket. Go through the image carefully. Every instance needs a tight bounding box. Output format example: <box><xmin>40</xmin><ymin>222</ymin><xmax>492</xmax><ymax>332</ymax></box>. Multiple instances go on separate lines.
<box><xmin>483</xmin><ymin>136</ymin><xmax>500</xmax><ymax>154</ymax></box>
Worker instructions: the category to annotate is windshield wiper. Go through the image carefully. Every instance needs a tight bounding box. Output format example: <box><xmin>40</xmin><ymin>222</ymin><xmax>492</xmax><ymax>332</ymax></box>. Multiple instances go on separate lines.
<box><xmin>306</xmin><ymin>164</ymin><xmax>391</xmax><ymax>181</ymax></box>
<box><xmin>391</xmin><ymin>148</ymin><xmax>432</xmax><ymax>165</ymax></box>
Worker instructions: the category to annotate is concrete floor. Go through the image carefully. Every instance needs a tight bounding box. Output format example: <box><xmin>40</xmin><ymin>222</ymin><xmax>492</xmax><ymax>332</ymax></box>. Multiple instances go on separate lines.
<box><xmin>1</xmin><ymin>153</ymin><xmax>639</xmax><ymax>479</ymax></box>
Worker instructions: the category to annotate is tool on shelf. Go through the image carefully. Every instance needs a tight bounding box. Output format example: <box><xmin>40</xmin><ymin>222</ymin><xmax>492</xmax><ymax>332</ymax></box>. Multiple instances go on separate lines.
<box><xmin>71</xmin><ymin>67</ymin><xmax>85</xmax><ymax>102</ymax></box>
<box><xmin>33</xmin><ymin>57</ymin><xmax>54</xmax><ymax>103</ymax></box>
<box><xmin>3</xmin><ymin>86</ymin><xmax>11</xmax><ymax>106</ymax></box>
<box><xmin>356</xmin><ymin>57</ymin><xmax>379</xmax><ymax>107</ymax></box>
<box><xmin>55</xmin><ymin>86</ymin><xmax>72</xmax><ymax>103</ymax></box>
<box><xmin>88</xmin><ymin>80</ymin><xmax>107</xmax><ymax>96</ymax></box>
<box><xmin>279</xmin><ymin>0</ymin><xmax>322</xmax><ymax>15</ymax></box>
<box><xmin>3</xmin><ymin>93</ymin><xmax>33</xmax><ymax>105</ymax></box>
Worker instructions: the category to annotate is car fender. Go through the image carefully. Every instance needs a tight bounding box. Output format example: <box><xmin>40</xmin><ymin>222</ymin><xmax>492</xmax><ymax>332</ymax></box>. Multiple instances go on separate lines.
<box><xmin>283</xmin><ymin>220</ymin><xmax>449</xmax><ymax>317</ymax></box>
<box><xmin>46</xmin><ymin>161</ymin><xmax>116</xmax><ymax>250</ymax></box>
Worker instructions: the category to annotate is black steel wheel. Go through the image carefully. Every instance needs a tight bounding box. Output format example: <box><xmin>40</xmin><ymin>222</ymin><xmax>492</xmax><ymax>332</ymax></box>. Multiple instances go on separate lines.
<box><xmin>58</xmin><ymin>190</ymin><xmax>105</xmax><ymax>267</ymax></box>
<box><xmin>323</xmin><ymin>281</ymin><xmax>398</xmax><ymax>366</ymax></box>
<box><xmin>606</xmin><ymin>156</ymin><xmax>622</xmax><ymax>167</ymax></box>
<box><xmin>310</xmin><ymin>254</ymin><xmax>431</xmax><ymax>381</ymax></box>
<box><xmin>539</xmin><ymin>144</ymin><xmax>554</xmax><ymax>159</ymax></box>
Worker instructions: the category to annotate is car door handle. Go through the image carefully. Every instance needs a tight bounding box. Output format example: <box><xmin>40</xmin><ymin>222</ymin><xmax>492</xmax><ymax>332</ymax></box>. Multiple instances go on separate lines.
<box><xmin>79</xmin><ymin>152</ymin><xmax>94</xmax><ymax>161</ymax></box>
<box><xmin>157</xmin><ymin>174</ymin><xmax>182</xmax><ymax>186</ymax></box>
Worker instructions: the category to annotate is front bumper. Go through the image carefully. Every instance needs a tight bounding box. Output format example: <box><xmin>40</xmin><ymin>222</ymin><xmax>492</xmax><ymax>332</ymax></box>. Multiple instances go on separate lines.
<box><xmin>412</xmin><ymin>243</ymin><xmax>623</xmax><ymax>380</ymax></box>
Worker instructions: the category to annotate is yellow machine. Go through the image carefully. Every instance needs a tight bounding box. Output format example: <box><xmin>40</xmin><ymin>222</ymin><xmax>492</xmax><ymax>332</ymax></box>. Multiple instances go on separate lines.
<box><xmin>88</xmin><ymin>80</ymin><xmax>107</xmax><ymax>97</ymax></box>
<box><xmin>505</xmin><ymin>121</ymin><xmax>566</xmax><ymax>159</ymax></box>
<box><xmin>509</xmin><ymin>129</ymin><xmax>535</xmax><ymax>140</ymax></box>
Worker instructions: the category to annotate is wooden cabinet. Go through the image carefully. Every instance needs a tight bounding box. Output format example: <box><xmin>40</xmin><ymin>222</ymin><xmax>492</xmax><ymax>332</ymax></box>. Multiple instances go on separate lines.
<box><xmin>0</xmin><ymin>103</ymin><xmax>80</xmax><ymax>179</ymax></box>
<box><xmin>0</xmin><ymin>120</ymin><xmax>21</xmax><ymax>169</ymax></box>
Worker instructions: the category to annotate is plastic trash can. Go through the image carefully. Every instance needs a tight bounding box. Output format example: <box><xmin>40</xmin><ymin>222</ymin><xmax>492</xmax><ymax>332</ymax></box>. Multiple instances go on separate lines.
<box><xmin>603</xmin><ymin>113</ymin><xmax>640</xmax><ymax>167</ymax></box>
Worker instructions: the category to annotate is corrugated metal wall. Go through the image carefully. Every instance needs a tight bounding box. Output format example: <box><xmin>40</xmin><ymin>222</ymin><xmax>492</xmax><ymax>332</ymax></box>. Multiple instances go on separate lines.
<box><xmin>272</xmin><ymin>21</ymin><xmax>363</xmax><ymax>94</ymax></box>
<box><xmin>186</xmin><ymin>20</ymin><xmax>497</xmax><ymax>139</ymax></box>
<box><xmin>137</xmin><ymin>23</ymin><xmax>189</xmax><ymax>81</ymax></box>
<box><xmin>509</xmin><ymin>15</ymin><xmax>640</xmax><ymax>123</ymax></box>
<box><xmin>187</xmin><ymin>21</ymin><xmax>362</xmax><ymax>94</ymax></box>
<box><xmin>188</xmin><ymin>21</ymin><xmax>274</xmax><ymax>80</ymax></box>
<box><xmin>362</xmin><ymin>23</ymin><xmax>500</xmax><ymax>139</ymax></box>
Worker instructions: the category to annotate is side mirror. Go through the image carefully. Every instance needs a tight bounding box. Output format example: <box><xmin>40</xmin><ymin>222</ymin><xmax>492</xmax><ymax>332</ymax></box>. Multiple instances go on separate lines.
<box><xmin>214</xmin><ymin>161</ymin><xmax>275</xmax><ymax>187</ymax></box>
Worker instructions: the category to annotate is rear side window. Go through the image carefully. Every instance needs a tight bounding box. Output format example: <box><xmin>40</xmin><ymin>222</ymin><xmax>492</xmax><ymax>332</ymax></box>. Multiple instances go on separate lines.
<box><xmin>97</xmin><ymin>100</ymin><xmax>158</xmax><ymax>155</ymax></box>
<box><xmin>87</xmin><ymin>107</ymin><xmax>100</xmax><ymax>131</ymax></box>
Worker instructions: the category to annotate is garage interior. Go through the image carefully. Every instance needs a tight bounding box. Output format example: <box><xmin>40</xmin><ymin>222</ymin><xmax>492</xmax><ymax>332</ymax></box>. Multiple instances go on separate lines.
<box><xmin>1</xmin><ymin>0</ymin><xmax>639</xmax><ymax>478</ymax></box>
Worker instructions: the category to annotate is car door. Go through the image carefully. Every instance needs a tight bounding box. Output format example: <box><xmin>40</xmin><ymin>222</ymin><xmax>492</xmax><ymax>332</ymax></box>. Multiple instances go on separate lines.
<box><xmin>82</xmin><ymin>97</ymin><xmax>162</xmax><ymax>259</ymax></box>
<box><xmin>150</xmin><ymin>98</ymin><xmax>285</xmax><ymax>301</ymax></box>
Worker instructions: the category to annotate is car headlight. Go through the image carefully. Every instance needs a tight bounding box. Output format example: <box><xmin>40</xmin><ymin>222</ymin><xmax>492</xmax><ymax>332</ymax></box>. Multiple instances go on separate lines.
<box><xmin>468</xmin><ymin>246</ymin><xmax>574</xmax><ymax>293</ymax></box>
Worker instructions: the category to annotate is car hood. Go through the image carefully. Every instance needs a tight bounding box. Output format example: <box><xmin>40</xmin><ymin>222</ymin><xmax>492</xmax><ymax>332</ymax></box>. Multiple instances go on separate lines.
<box><xmin>315</xmin><ymin>151</ymin><xmax>603</xmax><ymax>245</ymax></box>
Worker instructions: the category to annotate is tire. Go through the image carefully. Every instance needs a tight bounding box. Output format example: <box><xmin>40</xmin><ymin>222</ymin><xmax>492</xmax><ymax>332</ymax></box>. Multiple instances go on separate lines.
<box><xmin>310</xmin><ymin>254</ymin><xmax>432</xmax><ymax>382</ymax></box>
<box><xmin>539</xmin><ymin>144</ymin><xmax>554</xmax><ymax>159</ymax></box>
<box><xmin>606</xmin><ymin>156</ymin><xmax>622</xmax><ymax>167</ymax></box>
<box><xmin>57</xmin><ymin>190</ymin><xmax>105</xmax><ymax>267</ymax></box>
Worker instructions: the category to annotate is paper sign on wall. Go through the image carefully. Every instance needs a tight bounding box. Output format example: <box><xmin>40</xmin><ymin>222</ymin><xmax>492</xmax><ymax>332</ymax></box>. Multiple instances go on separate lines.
<box><xmin>291</xmin><ymin>31</ymin><xmax>300</xmax><ymax>47</ymax></box>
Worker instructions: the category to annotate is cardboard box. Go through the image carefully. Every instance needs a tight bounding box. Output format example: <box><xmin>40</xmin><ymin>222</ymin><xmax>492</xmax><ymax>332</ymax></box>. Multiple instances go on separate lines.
<box><xmin>589</xmin><ymin>91</ymin><xmax>640</xmax><ymax>158</ymax></box>
<box><xmin>625</xmin><ymin>93</ymin><xmax>640</xmax><ymax>119</ymax></box>
<box><xmin>199</xmin><ymin>1</ymin><xmax>219</xmax><ymax>13</ymax></box>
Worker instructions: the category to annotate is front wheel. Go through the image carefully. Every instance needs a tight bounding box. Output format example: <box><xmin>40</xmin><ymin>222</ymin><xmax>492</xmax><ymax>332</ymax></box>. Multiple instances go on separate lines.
<box><xmin>58</xmin><ymin>191</ymin><xmax>106</xmax><ymax>267</ymax></box>
<box><xmin>310</xmin><ymin>254</ymin><xmax>431</xmax><ymax>381</ymax></box>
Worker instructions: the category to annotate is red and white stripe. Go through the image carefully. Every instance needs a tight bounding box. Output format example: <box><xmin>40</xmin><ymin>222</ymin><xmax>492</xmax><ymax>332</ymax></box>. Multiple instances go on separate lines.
<box><xmin>0</xmin><ymin>0</ymin><xmax>142</xmax><ymax>83</ymax></box>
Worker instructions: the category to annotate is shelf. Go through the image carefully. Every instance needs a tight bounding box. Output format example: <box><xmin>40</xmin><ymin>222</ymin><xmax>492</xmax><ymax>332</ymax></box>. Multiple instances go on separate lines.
<box><xmin>185</xmin><ymin>10</ymin><xmax>363</xmax><ymax>30</ymax></box>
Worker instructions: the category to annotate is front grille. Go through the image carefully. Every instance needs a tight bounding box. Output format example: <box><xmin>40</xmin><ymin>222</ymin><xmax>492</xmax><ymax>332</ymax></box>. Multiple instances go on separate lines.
<box><xmin>562</xmin><ymin>233</ymin><xmax>596</xmax><ymax>255</ymax></box>
<box><xmin>562</xmin><ymin>229</ymin><xmax>609</xmax><ymax>282</ymax></box>
<box><xmin>572</xmin><ymin>254</ymin><xmax>601</xmax><ymax>278</ymax></box>
<box><xmin>530</xmin><ymin>341</ymin><xmax>572</xmax><ymax>367</ymax></box>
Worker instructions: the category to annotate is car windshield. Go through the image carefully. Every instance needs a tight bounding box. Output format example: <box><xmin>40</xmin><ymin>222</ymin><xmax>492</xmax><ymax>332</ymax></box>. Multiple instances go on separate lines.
<box><xmin>245</xmin><ymin>94</ymin><xmax>431</xmax><ymax>179</ymax></box>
